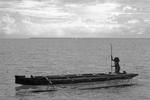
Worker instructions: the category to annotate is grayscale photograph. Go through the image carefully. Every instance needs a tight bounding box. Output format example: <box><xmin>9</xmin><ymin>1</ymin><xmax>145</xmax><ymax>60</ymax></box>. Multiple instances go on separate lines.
<box><xmin>0</xmin><ymin>0</ymin><xmax>149</xmax><ymax>100</ymax></box>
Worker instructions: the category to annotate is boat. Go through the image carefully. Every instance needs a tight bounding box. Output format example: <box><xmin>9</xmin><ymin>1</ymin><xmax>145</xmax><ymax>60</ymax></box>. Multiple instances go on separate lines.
<box><xmin>15</xmin><ymin>44</ymin><xmax>138</xmax><ymax>85</ymax></box>
<box><xmin>15</xmin><ymin>73</ymin><xmax>138</xmax><ymax>85</ymax></box>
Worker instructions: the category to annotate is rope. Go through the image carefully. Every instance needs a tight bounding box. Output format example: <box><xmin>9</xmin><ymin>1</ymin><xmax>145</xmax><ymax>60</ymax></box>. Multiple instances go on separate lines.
<box><xmin>45</xmin><ymin>76</ymin><xmax>53</xmax><ymax>85</ymax></box>
<box><xmin>44</xmin><ymin>76</ymin><xmax>55</xmax><ymax>89</ymax></box>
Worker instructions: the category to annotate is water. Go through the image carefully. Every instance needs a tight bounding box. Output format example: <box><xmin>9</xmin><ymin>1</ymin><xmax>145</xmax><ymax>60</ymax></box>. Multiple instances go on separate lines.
<box><xmin>0</xmin><ymin>38</ymin><xmax>150</xmax><ymax>100</ymax></box>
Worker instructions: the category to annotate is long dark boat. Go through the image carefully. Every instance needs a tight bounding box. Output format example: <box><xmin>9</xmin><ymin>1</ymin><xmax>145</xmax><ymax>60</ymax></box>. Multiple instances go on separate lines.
<box><xmin>15</xmin><ymin>45</ymin><xmax>138</xmax><ymax>85</ymax></box>
<box><xmin>15</xmin><ymin>73</ymin><xmax>138</xmax><ymax>85</ymax></box>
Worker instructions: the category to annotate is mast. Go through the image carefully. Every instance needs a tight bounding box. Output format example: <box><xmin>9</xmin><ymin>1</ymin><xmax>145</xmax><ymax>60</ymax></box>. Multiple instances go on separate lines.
<box><xmin>110</xmin><ymin>44</ymin><xmax>113</xmax><ymax>73</ymax></box>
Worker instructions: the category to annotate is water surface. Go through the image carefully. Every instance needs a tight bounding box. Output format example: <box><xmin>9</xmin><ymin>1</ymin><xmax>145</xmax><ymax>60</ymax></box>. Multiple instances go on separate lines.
<box><xmin>0</xmin><ymin>38</ymin><xmax>149</xmax><ymax>100</ymax></box>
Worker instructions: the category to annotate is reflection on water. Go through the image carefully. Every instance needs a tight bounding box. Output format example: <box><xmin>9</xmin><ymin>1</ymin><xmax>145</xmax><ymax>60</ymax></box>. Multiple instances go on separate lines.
<box><xmin>15</xmin><ymin>79</ymin><xmax>137</xmax><ymax>95</ymax></box>
<box><xmin>15</xmin><ymin>79</ymin><xmax>139</xmax><ymax>100</ymax></box>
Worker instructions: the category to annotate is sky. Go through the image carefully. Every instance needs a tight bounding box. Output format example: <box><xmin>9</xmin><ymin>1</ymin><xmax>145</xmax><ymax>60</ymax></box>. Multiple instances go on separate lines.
<box><xmin>0</xmin><ymin>0</ymin><xmax>150</xmax><ymax>38</ymax></box>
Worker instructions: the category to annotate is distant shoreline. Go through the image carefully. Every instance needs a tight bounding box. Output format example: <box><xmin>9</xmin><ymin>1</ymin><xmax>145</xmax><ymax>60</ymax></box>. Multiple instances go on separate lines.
<box><xmin>0</xmin><ymin>37</ymin><xmax>150</xmax><ymax>40</ymax></box>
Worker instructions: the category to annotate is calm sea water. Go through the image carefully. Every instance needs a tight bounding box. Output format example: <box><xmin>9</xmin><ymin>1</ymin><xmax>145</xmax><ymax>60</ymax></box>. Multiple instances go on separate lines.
<box><xmin>0</xmin><ymin>38</ymin><xmax>150</xmax><ymax>100</ymax></box>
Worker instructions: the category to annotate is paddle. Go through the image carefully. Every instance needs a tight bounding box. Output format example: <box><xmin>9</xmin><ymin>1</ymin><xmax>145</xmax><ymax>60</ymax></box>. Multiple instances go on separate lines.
<box><xmin>110</xmin><ymin>44</ymin><xmax>113</xmax><ymax>73</ymax></box>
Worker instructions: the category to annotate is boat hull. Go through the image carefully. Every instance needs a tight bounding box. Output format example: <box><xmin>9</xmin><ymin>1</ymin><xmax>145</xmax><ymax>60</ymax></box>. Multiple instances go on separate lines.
<box><xmin>15</xmin><ymin>73</ymin><xmax>138</xmax><ymax>85</ymax></box>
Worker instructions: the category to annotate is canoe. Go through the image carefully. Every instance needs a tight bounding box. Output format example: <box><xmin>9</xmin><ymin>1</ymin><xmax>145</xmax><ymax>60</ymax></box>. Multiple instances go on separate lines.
<box><xmin>15</xmin><ymin>73</ymin><xmax>138</xmax><ymax>85</ymax></box>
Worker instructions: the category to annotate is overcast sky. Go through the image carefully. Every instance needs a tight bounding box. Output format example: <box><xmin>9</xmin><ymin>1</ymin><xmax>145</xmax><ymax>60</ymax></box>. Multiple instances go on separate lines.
<box><xmin>0</xmin><ymin>0</ymin><xmax>150</xmax><ymax>38</ymax></box>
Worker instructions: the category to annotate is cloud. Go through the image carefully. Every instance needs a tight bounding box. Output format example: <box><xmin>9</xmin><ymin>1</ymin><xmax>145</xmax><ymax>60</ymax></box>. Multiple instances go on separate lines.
<box><xmin>127</xmin><ymin>19</ymin><xmax>140</xmax><ymax>24</ymax></box>
<box><xmin>123</xmin><ymin>5</ymin><xmax>137</xmax><ymax>11</ymax></box>
<box><xmin>0</xmin><ymin>0</ymin><xmax>150</xmax><ymax>38</ymax></box>
<box><xmin>0</xmin><ymin>14</ymin><xmax>16</xmax><ymax>34</ymax></box>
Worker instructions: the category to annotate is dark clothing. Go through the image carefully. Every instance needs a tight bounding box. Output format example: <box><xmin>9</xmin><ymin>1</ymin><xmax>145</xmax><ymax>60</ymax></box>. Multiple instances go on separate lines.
<box><xmin>112</xmin><ymin>57</ymin><xmax>121</xmax><ymax>74</ymax></box>
<box><xmin>114</xmin><ymin>63</ymin><xmax>120</xmax><ymax>73</ymax></box>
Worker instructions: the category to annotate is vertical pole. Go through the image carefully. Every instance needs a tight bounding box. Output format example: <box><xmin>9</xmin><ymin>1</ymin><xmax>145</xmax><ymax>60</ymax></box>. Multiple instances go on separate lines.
<box><xmin>110</xmin><ymin>44</ymin><xmax>113</xmax><ymax>73</ymax></box>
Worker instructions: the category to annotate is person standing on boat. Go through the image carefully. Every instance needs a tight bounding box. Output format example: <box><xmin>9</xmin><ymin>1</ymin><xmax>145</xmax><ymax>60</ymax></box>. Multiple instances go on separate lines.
<box><xmin>111</xmin><ymin>56</ymin><xmax>120</xmax><ymax>74</ymax></box>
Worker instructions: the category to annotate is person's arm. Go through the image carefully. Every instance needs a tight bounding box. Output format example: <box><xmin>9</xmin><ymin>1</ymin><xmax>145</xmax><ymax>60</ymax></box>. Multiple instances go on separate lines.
<box><xmin>112</xmin><ymin>65</ymin><xmax>115</xmax><ymax>67</ymax></box>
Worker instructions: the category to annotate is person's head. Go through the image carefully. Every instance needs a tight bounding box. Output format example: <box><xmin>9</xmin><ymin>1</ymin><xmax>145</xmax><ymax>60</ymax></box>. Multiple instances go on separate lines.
<box><xmin>114</xmin><ymin>57</ymin><xmax>120</xmax><ymax>63</ymax></box>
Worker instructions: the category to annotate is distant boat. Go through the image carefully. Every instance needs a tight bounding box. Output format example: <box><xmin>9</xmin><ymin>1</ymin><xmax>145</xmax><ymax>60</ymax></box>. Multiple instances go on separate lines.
<box><xmin>15</xmin><ymin>73</ymin><xmax>138</xmax><ymax>85</ymax></box>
